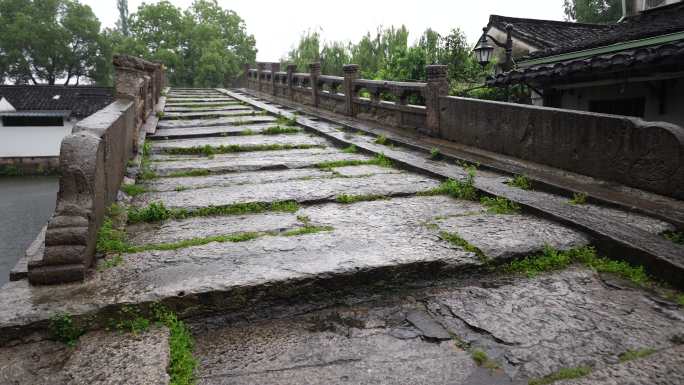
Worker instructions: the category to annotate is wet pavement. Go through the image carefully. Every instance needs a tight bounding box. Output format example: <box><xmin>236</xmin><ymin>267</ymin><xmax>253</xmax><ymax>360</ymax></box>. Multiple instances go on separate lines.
<box><xmin>1</xmin><ymin>88</ymin><xmax>682</xmax><ymax>384</ymax></box>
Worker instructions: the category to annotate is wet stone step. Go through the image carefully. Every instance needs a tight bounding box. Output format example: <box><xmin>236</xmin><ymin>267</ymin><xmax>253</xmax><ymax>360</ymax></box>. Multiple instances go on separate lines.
<box><xmin>149</xmin><ymin>148</ymin><xmax>372</xmax><ymax>176</ymax></box>
<box><xmin>161</xmin><ymin>109</ymin><xmax>256</xmax><ymax>120</ymax></box>
<box><xmin>164</xmin><ymin>105</ymin><xmax>248</xmax><ymax>113</ymax></box>
<box><xmin>139</xmin><ymin>166</ymin><xmax>398</xmax><ymax>193</ymax></box>
<box><xmin>148</xmin><ymin>133</ymin><xmax>330</xmax><ymax>154</ymax></box>
<box><xmin>0</xmin><ymin>327</ymin><xmax>170</xmax><ymax>385</ymax></box>
<box><xmin>156</xmin><ymin>115</ymin><xmax>277</xmax><ymax>129</ymax></box>
<box><xmin>131</xmin><ymin>172</ymin><xmax>440</xmax><ymax>210</ymax></box>
<box><xmin>190</xmin><ymin>267</ymin><xmax>684</xmax><ymax>385</ymax></box>
<box><xmin>151</xmin><ymin>123</ymin><xmax>280</xmax><ymax>140</ymax></box>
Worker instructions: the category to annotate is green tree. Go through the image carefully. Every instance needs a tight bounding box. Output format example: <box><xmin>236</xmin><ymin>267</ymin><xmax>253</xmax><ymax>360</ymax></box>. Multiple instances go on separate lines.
<box><xmin>563</xmin><ymin>0</ymin><xmax>623</xmax><ymax>23</ymax></box>
<box><xmin>117</xmin><ymin>0</ymin><xmax>129</xmax><ymax>36</ymax></box>
<box><xmin>0</xmin><ymin>0</ymin><xmax>105</xmax><ymax>85</ymax></box>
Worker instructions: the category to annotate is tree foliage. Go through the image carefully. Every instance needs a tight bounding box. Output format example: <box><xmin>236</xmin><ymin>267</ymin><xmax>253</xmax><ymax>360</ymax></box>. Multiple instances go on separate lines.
<box><xmin>563</xmin><ymin>0</ymin><xmax>623</xmax><ymax>23</ymax></box>
<box><xmin>0</xmin><ymin>0</ymin><xmax>105</xmax><ymax>85</ymax></box>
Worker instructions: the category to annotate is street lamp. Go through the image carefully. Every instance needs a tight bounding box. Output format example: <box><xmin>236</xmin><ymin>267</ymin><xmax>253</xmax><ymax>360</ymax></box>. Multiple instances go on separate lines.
<box><xmin>473</xmin><ymin>24</ymin><xmax>515</xmax><ymax>70</ymax></box>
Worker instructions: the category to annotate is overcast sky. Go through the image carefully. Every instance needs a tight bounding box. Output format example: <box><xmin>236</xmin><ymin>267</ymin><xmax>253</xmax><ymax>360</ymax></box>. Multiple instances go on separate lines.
<box><xmin>82</xmin><ymin>0</ymin><xmax>566</xmax><ymax>61</ymax></box>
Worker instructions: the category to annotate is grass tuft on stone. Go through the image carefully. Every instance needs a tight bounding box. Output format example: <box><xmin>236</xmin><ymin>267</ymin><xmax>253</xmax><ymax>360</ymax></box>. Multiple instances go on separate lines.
<box><xmin>374</xmin><ymin>135</ymin><xmax>388</xmax><ymax>145</ymax></box>
<box><xmin>421</xmin><ymin>168</ymin><xmax>478</xmax><ymax>201</ymax></box>
<box><xmin>283</xmin><ymin>225</ymin><xmax>334</xmax><ymax>237</ymax></box>
<box><xmin>470</xmin><ymin>350</ymin><xmax>499</xmax><ymax>370</ymax></box>
<box><xmin>262</xmin><ymin>125</ymin><xmax>301</xmax><ymax>135</ymax></box>
<box><xmin>342</xmin><ymin>145</ymin><xmax>358</xmax><ymax>153</ymax></box>
<box><xmin>663</xmin><ymin>230</ymin><xmax>684</xmax><ymax>245</ymax></box>
<box><xmin>49</xmin><ymin>313</ymin><xmax>85</xmax><ymax>347</ymax></box>
<box><xmin>480</xmin><ymin>196</ymin><xmax>521</xmax><ymax>214</ymax></box>
<box><xmin>503</xmin><ymin>246</ymin><xmax>650</xmax><ymax>286</ymax></box>
<box><xmin>569</xmin><ymin>192</ymin><xmax>588</xmax><ymax>205</ymax></box>
<box><xmin>96</xmin><ymin>218</ymin><xmax>129</xmax><ymax>255</ymax></box>
<box><xmin>618</xmin><ymin>348</ymin><xmax>657</xmax><ymax>363</ymax></box>
<box><xmin>509</xmin><ymin>175</ymin><xmax>532</xmax><ymax>190</ymax></box>
<box><xmin>166</xmin><ymin>169</ymin><xmax>211</xmax><ymax>178</ymax></box>
<box><xmin>152</xmin><ymin>305</ymin><xmax>197</xmax><ymax>385</ymax></box>
<box><xmin>336</xmin><ymin>194</ymin><xmax>389</xmax><ymax>204</ymax></box>
<box><xmin>429</xmin><ymin>147</ymin><xmax>443</xmax><ymax>160</ymax></box>
<box><xmin>276</xmin><ymin>114</ymin><xmax>297</xmax><ymax>126</ymax></box>
<box><xmin>163</xmin><ymin>143</ymin><xmax>323</xmax><ymax>156</ymax></box>
<box><xmin>127</xmin><ymin>200</ymin><xmax>300</xmax><ymax>224</ymax></box>
<box><xmin>528</xmin><ymin>366</ymin><xmax>592</xmax><ymax>385</ymax></box>
<box><xmin>440</xmin><ymin>231</ymin><xmax>487</xmax><ymax>261</ymax></box>
<box><xmin>316</xmin><ymin>153</ymin><xmax>393</xmax><ymax>171</ymax></box>
<box><xmin>121</xmin><ymin>184</ymin><xmax>147</xmax><ymax>197</ymax></box>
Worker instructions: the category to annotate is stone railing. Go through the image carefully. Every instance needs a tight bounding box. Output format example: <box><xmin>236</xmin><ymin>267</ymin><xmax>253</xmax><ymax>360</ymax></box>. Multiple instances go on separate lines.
<box><xmin>28</xmin><ymin>55</ymin><xmax>164</xmax><ymax>285</ymax></box>
<box><xmin>243</xmin><ymin>62</ymin><xmax>684</xmax><ymax>200</ymax></box>
<box><xmin>246</xmin><ymin>62</ymin><xmax>446</xmax><ymax>133</ymax></box>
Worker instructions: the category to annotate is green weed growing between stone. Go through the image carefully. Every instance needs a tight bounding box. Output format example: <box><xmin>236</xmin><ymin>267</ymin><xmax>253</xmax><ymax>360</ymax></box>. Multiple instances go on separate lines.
<box><xmin>618</xmin><ymin>348</ymin><xmax>657</xmax><ymax>363</ymax></box>
<box><xmin>342</xmin><ymin>145</ymin><xmax>358</xmax><ymax>153</ymax></box>
<box><xmin>121</xmin><ymin>184</ymin><xmax>147</xmax><ymax>197</ymax></box>
<box><xmin>315</xmin><ymin>153</ymin><xmax>393</xmax><ymax>170</ymax></box>
<box><xmin>152</xmin><ymin>305</ymin><xmax>197</xmax><ymax>385</ymax></box>
<box><xmin>663</xmin><ymin>230</ymin><xmax>684</xmax><ymax>245</ymax></box>
<box><xmin>276</xmin><ymin>114</ymin><xmax>297</xmax><ymax>126</ymax></box>
<box><xmin>96</xmin><ymin>218</ymin><xmax>128</xmax><ymax>255</ymax></box>
<box><xmin>375</xmin><ymin>134</ymin><xmax>388</xmax><ymax>145</ymax></box>
<box><xmin>528</xmin><ymin>366</ymin><xmax>592</xmax><ymax>385</ymax></box>
<box><xmin>127</xmin><ymin>201</ymin><xmax>300</xmax><ymax>224</ymax></box>
<box><xmin>509</xmin><ymin>175</ymin><xmax>532</xmax><ymax>190</ymax></box>
<box><xmin>440</xmin><ymin>232</ymin><xmax>487</xmax><ymax>261</ymax></box>
<box><xmin>421</xmin><ymin>167</ymin><xmax>478</xmax><ymax>201</ymax></box>
<box><xmin>49</xmin><ymin>313</ymin><xmax>85</xmax><ymax>347</ymax></box>
<box><xmin>167</xmin><ymin>169</ymin><xmax>211</xmax><ymax>178</ymax></box>
<box><xmin>139</xmin><ymin>141</ymin><xmax>158</xmax><ymax>181</ymax></box>
<box><xmin>336</xmin><ymin>194</ymin><xmax>389</xmax><ymax>204</ymax></box>
<box><xmin>261</xmin><ymin>125</ymin><xmax>301</xmax><ymax>135</ymax></box>
<box><xmin>429</xmin><ymin>147</ymin><xmax>443</xmax><ymax>160</ymax></box>
<box><xmin>569</xmin><ymin>192</ymin><xmax>588</xmax><ymax>205</ymax></box>
<box><xmin>164</xmin><ymin>143</ymin><xmax>323</xmax><ymax>156</ymax></box>
<box><xmin>470</xmin><ymin>350</ymin><xmax>499</xmax><ymax>370</ymax></box>
<box><xmin>480</xmin><ymin>196</ymin><xmax>521</xmax><ymax>214</ymax></box>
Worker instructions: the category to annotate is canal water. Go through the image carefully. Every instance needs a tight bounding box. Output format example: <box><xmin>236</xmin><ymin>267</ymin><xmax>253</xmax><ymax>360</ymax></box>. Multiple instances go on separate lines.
<box><xmin>0</xmin><ymin>176</ymin><xmax>58</xmax><ymax>286</ymax></box>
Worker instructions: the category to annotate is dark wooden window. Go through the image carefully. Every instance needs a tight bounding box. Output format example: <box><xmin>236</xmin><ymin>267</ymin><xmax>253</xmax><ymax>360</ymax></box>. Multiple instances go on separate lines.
<box><xmin>589</xmin><ymin>98</ymin><xmax>645</xmax><ymax>118</ymax></box>
<box><xmin>1</xmin><ymin>116</ymin><xmax>64</xmax><ymax>126</ymax></box>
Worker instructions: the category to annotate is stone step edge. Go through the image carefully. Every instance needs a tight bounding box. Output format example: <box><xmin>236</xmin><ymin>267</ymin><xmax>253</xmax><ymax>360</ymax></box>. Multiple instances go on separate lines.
<box><xmin>220</xmin><ymin>88</ymin><xmax>684</xmax><ymax>290</ymax></box>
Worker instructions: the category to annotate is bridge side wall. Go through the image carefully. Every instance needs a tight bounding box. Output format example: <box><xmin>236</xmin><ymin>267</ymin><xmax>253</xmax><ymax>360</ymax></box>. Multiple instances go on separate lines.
<box><xmin>244</xmin><ymin>62</ymin><xmax>684</xmax><ymax>200</ymax></box>
<box><xmin>439</xmin><ymin>96</ymin><xmax>684</xmax><ymax>200</ymax></box>
<box><xmin>28</xmin><ymin>55</ymin><xmax>164</xmax><ymax>285</ymax></box>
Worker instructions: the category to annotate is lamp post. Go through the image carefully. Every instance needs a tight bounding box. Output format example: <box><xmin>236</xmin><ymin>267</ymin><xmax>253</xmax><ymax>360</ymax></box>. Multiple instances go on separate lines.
<box><xmin>473</xmin><ymin>24</ymin><xmax>515</xmax><ymax>71</ymax></box>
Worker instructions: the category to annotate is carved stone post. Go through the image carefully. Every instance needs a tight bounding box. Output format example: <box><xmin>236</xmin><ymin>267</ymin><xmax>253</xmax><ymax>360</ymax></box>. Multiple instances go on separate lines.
<box><xmin>271</xmin><ymin>63</ymin><xmax>280</xmax><ymax>96</ymax></box>
<box><xmin>343</xmin><ymin>64</ymin><xmax>359</xmax><ymax>117</ymax></box>
<box><xmin>309</xmin><ymin>62</ymin><xmax>321</xmax><ymax>107</ymax></box>
<box><xmin>257</xmin><ymin>62</ymin><xmax>266</xmax><ymax>93</ymax></box>
<box><xmin>425</xmin><ymin>65</ymin><xmax>449</xmax><ymax>137</ymax></box>
<box><xmin>286</xmin><ymin>64</ymin><xmax>296</xmax><ymax>100</ymax></box>
<box><xmin>243</xmin><ymin>63</ymin><xmax>250</xmax><ymax>88</ymax></box>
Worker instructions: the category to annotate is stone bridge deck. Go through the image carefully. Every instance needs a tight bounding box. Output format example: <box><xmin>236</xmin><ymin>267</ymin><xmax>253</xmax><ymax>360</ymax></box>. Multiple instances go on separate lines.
<box><xmin>1</xmin><ymin>88</ymin><xmax>683</xmax><ymax>384</ymax></box>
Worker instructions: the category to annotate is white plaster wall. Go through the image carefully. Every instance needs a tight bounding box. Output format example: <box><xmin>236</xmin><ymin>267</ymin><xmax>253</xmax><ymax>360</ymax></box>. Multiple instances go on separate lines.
<box><xmin>0</xmin><ymin>119</ymin><xmax>75</xmax><ymax>157</ymax></box>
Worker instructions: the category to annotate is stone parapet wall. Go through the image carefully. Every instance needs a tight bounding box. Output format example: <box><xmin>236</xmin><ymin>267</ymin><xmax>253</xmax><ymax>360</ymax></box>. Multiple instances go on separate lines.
<box><xmin>439</xmin><ymin>96</ymin><xmax>684</xmax><ymax>199</ymax></box>
<box><xmin>28</xmin><ymin>55</ymin><xmax>164</xmax><ymax>285</ymax></box>
<box><xmin>244</xmin><ymin>61</ymin><xmax>684</xmax><ymax>200</ymax></box>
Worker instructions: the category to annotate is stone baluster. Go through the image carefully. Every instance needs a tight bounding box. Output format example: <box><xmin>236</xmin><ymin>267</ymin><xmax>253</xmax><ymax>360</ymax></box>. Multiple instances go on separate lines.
<box><xmin>309</xmin><ymin>62</ymin><xmax>321</xmax><ymax>107</ymax></box>
<box><xmin>271</xmin><ymin>63</ymin><xmax>280</xmax><ymax>96</ymax></box>
<box><xmin>425</xmin><ymin>65</ymin><xmax>449</xmax><ymax>137</ymax></box>
<box><xmin>257</xmin><ymin>62</ymin><xmax>266</xmax><ymax>93</ymax></box>
<box><xmin>287</xmin><ymin>64</ymin><xmax>296</xmax><ymax>100</ymax></box>
<box><xmin>343</xmin><ymin>64</ymin><xmax>359</xmax><ymax>116</ymax></box>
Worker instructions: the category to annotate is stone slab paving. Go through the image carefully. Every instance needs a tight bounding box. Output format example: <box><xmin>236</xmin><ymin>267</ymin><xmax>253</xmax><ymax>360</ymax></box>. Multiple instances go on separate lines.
<box><xmin>149</xmin><ymin>133</ymin><xmax>329</xmax><ymax>153</ymax></box>
<box><xmin>151</xmin><ymin>122</ymin><xmax>280</xmax><ymax>139</ymax></box>
<box><xmin>141</xmin><ymin>168</ymin><xmax>336</xmax><ymax>192</ymax></box>
<box><xmin>190</xmin><ymin>267</ymin><xmax>684</xmax><ymax>385</ymax></box>
<box><xmin>162</xmin><ymin>109</ymin><xmax>256</xmax><ymax>119</ymax></box>
<box><xmin>148</xmin><ymin>148</ymin><xmax>370</xmax><ymax>176</ymax></box>
<box><xmin>164</xmin><ymin>105</ymin><xmax>247</xmax><ymax>113</ymax></box>
<box><xmin>132</xmin><ymin>173</ymin><xmax>440</xmax><ymax>210</ymax></box>
<box><xmin>0</xmin><ymin>327</ymin><xmax>170</xmax><ymax>385</ymax></box>
<box><xmin>157</xmin><ymin>115</ymin><xmax>277</xmax><ymax>129</ymax></box>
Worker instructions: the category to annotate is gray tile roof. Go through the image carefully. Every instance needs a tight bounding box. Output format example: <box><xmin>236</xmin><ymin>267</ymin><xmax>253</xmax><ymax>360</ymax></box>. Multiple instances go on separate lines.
<box><xmin>0</xmin><ymin>85</ymin><xmax>113</xmax><ymax>118</ymax></box>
